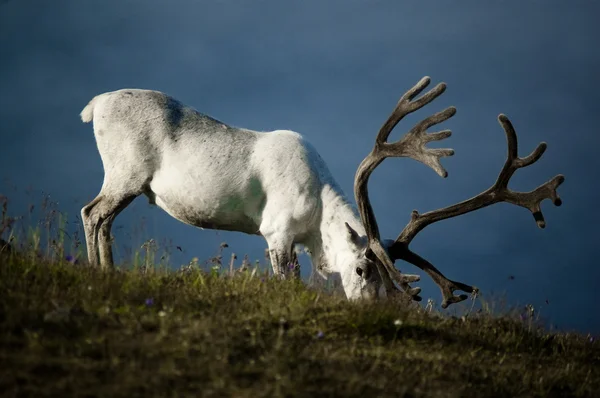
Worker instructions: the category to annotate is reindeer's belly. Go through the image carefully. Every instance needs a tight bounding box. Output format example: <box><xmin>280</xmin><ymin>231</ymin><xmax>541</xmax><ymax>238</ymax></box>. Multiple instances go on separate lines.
<box><xmin>148</xmin><ymin>169</ymin><xmax>265</xmax><ymax>235</ymax></box>
<box><xmin>151</xmin><ymin>193</ymin><xmax>262</xmax><ymax>235</ymax></box>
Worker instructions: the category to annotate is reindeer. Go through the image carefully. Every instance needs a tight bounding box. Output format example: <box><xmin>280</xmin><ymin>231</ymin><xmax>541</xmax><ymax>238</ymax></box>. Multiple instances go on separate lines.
<box><xmin>80</xmin><ymin>77</ymin><xmax>564</xmax><ymax>307</ymax></box>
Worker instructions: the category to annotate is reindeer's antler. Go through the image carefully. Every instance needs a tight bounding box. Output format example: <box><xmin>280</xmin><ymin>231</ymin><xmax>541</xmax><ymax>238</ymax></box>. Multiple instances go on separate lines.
<box><xmin>355</xmin><ymin>76</ymin><xmax>565</xmax><ymax>308</ymax></box>
<box><xmin>354</xmin><ymin>76</ymin><xmax>455</xmax><ymax>302</ymax></box>
<box><xmin>389</xmin><ymin>113</ymin><xmax>564</xmax><ymax>307</ymax></box>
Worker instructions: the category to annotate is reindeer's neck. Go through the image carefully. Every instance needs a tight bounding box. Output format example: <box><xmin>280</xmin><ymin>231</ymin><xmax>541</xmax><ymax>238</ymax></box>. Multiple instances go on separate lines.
<box><xmin>307</xmin><ymin>183</ymin><xmax>364</xmax><ymax>276</ymax></box>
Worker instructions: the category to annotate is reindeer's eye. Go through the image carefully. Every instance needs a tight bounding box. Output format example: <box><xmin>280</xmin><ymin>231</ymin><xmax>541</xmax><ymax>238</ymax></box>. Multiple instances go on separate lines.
<box><xmin>355</xmin><ymin>267</ymin><xmax>363</xmax><ymax>277</ymax></box>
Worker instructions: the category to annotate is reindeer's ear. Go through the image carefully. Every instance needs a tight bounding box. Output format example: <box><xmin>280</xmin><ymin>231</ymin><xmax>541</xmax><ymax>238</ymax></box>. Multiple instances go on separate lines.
<box><xmin>345</xmin><ymin>222</ymin><xmax>364</xmax><ymax>249</ymax></box>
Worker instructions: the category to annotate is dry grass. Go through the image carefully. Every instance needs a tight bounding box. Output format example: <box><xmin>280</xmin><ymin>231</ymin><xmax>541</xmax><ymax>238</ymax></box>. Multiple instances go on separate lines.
<box><xmin>0</xmin><ymin>251</ymin><xmax>598</xmax><ymax>397</ymax></box>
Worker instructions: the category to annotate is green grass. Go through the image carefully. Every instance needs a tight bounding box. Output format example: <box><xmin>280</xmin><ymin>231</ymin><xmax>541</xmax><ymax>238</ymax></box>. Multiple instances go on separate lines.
<box><xmin>0</xmin><ymin>192</ymin><xmax>598</xmax><ymax>397</ymax></box>
<box><xmin>1</xmin><ymin>249</ymin><xmax>598</xmax><ymax>398</ymax></box>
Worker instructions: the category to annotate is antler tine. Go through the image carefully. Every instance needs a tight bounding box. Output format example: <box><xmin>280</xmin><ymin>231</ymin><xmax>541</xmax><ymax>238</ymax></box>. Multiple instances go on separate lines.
<box><xmin>385</xmin><ymin>106</ymin><xmax>457</xmax><ymax>178</ymax></box>
<box><xmin>389</xmin><ymin>113</ymin><xmax>564</xmax><ymax>307</ymax></box>
<box><xmin>494</xmin><ymin>114</ymin><xmax>564</xmax><ymax>227</ymax></box>
<box><xmin>496</xmin><ymin>114</ymin><xmax>544</xmax><ymax>188</ymax></box>
<box><xmin>354</xmin><ymin>76</ymin><xmax>455</xmax><ymax>301</ymax></box>
<box><xmin>400</xmin><ymin>249</ymin><xmax>476</xmax><ymax>309</ymax></box>
<box><xmin>376</xmin><ymin>76</ymin><xmax>451</xmax><ymax>150</ymax></box>
<box><xmin>375</xmin><ymin>76</ymin><xmax>431</xmax><ymax>145</ymax></box>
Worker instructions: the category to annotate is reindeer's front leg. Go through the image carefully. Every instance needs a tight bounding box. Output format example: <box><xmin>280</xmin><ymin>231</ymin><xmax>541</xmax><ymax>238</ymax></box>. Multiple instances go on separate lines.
<box><xmin>263</xmin><ymin>232</ymin><xmax>300</xmax><ymax>279</ymax></box>
<box><xmin>260</xmin><ymin>207</ymin><xmax>301</xmax><ymax>279</ymax></box>
<box><xmin>267</xmin><ymin>245</ymin><xmax>300</xmax><ymax>279</ymax></box>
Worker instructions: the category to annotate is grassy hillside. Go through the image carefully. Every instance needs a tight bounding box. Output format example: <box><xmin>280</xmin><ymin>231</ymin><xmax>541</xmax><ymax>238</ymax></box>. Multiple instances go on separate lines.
<box><xmin>0</xmin><ymin>248</ymin><xmax>598</xmax><ymax>398</ymax></box>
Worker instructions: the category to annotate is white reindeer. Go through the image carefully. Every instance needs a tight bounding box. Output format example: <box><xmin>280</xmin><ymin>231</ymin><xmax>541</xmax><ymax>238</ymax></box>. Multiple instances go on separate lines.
<box><xmin>80</xmin><ymin>77</ymin><xmax>564</xmax><ymax>307</ymax></box>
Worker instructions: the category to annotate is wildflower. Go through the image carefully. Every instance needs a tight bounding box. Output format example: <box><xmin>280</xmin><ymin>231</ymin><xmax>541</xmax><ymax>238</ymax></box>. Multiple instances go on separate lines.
<box><xmin>140</xmin><ymin>239</ymin><xmax>157</xmax><ymax>250</ymax></box>
<box><xmin>145</xmin><ymin>298</ymin><xmax>154</xmax><ymax>306</ymax></box>
<box><xmin>425</xmin><ymin>298</ymin><xmax>435</xmax><ymax>312</ymax></box>
<box><xmin>158</xmin><ymin>311</ymin><xmax>167</xmax><ymax>317</ymax></box>
<box><xmin>394</xmin><ymin>319</ymin><xmax>403</xmax><ymax>327</ymax></box>
<box><xmin>65</xmin><ymin>255</ymin><xmax>77</xmax><ymax>264</ymax></box>
<box><xmin>470</xmin><ymin>289</ymin><xmax>479</xmax><ymax>300</ymax></box>
<box><xmin>526</xmin><ymin>304</ymin><xmax>535</xmax><ymax>316</ymax></box>
<box><xmin>316</xmin><ymin>330</ymin><xmax>324</xmax><ymax>339</ymax></box>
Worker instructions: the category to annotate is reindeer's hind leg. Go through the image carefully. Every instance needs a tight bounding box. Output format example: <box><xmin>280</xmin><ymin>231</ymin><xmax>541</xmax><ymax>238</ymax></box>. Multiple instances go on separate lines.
<box><xmin>81</xmin><ymin>193</ymin><xmax>137</xmax><ymax>269</ymax></box>
<box><xmin>96</xmin><ymin>195</ymin><xmax>137</xmax><ymax>267</ymax></box>
<box><xmin>82</xmin><ymin>177</ymin><xmax>143</xmax><ymax>269</ymax></box>
<box><xmin>81</xmin><ymin>195</ymin><xmax>103</xmax><ymax>266</ymax></box>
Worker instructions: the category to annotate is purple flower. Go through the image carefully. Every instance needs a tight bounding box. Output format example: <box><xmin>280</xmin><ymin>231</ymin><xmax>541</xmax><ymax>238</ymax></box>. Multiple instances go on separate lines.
<box><xmin>316</xmin><ymin>330</ymin><xmax>324</xmax><ymax>339</ymax></box>
<box><xmin>590</xmin><ymin>336</ymin><xmax>595</xmax><ymax>344</ymax></box>
<box><xmin>145</xmin><ymin>298</ymin><xmax>154</xmax><ymax>306</ymax></box>
<box><xmin>65</xmin><ymin>255</ymin><xmax>77</xmax><ymax>264</ymax></box>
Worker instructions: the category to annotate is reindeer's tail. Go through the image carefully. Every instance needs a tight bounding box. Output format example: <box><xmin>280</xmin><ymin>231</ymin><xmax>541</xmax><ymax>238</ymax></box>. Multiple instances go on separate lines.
<box><xmin>80</xmin><ymin>95</ymin><xmax>100</xmax><ymax>123</ymax></box>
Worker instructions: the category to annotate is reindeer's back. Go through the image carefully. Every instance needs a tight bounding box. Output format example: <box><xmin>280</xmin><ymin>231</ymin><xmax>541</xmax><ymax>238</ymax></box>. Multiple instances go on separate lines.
<box><xmin>86</xmin><ymin>89</ymin><xmax>332</xmax><ymax>235</ymax></box>
<box><xmin>89</xmin><ymin>88</ymin><xmax>255</xmax><ymax>175</ymax></box>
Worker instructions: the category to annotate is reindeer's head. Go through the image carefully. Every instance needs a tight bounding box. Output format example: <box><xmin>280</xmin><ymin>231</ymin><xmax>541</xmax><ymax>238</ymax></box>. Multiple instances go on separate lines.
<box><xmin>336</xmin><ymin>222</ymin><xmax>382</xmax><ymax>301</ymax></box>
<box><xmin>348</xmin><ymin>76</ymin><xmax>564</xmax><ymax>308</ymax></box>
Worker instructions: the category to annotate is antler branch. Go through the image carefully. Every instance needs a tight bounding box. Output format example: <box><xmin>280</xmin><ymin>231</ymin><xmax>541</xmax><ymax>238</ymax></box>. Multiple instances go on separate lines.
<box><xmin>394</xmin><ymin>114</ymin><xmax>564</xmax><ymax>245</ymax></box>
<box><xmin>389</xmin><ymin>114</ymin><xmax>564</xmax><ymax>307</ymax></box>
<box><xmin>354</xmin><ymin>76</ymin><xmax>455</xmax><ymax>301</ymax></box>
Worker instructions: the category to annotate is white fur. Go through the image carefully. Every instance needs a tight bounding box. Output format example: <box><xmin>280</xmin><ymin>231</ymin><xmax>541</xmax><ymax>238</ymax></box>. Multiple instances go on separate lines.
<box><xmin>80</xmin><ymin>89</ymin><xmax>382</xmax><ymax>299</ymax></box>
